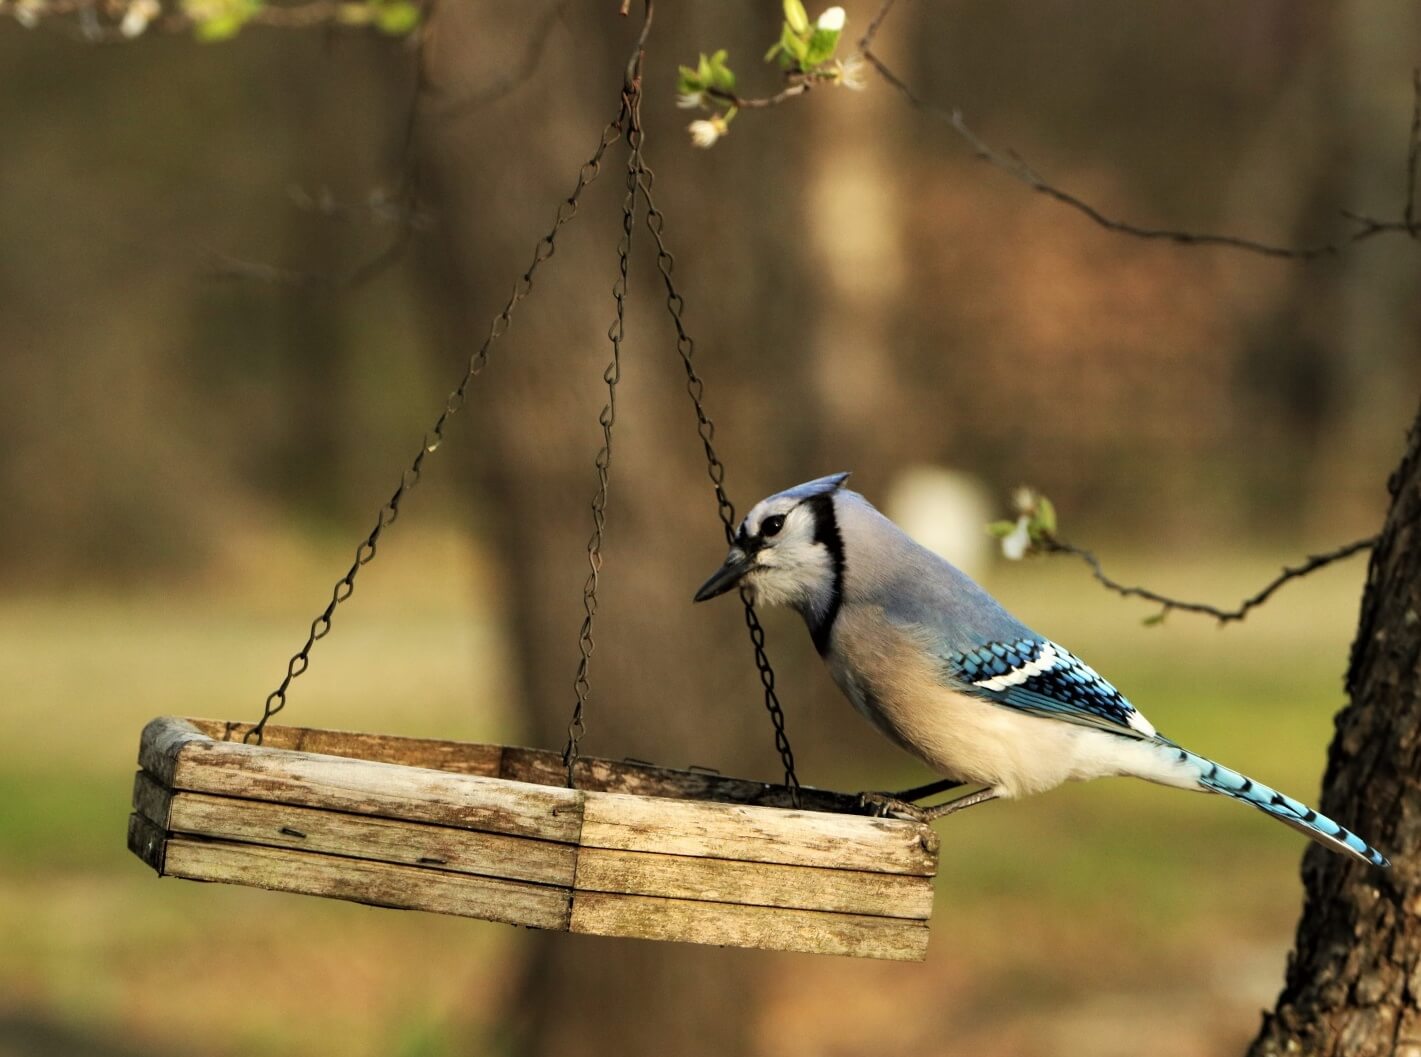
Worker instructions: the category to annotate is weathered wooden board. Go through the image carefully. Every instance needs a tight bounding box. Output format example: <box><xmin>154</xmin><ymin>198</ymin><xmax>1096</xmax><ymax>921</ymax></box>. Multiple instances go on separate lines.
<box><xmin>128</xmin><ymin>811</ymin><xmax>167</xmax><ymax>873</ymax></box>
<box><xmin>574</xmin><ymin>847</ymin><xmax>934</xmax><ymax>919</ymax></box>
<box><xmin>132</xmin><ymin>771</ymin><xmax>576</xmax><ymax>887</ymax></box>
<box><xmin>141</xmin><ymin>719</ymin><xmax>582</xmax><ymax>843</ymax></box>
<box><xmin>186</xmin><ymin>719</ymin><xmax>505</xmax><ymax>777</ymax></box>
<box><xmin>580</xmin><ymin>791</ymin><xmax>938</xmax><ymax>876</ymax></box>
<box><xmin>501</xmin><ymin>746</ymin><xmax>873</xmax><ymax>814</ymax></box>
<box><xmin>161</xmin><ymin>836</ymin><xmax>572</xmax><ymax>930</ymax></box>
<box><xmin>130</xmin><ymin>716</ymin><xmax>939</xmax><ymax>961</ymax></box>
<box><xmin>177</xmin><ymin>718</ymin><xmax>889</xmax><ymax>816</ymax></box>
<box><xmin>569</xmin><ymin>892</ymin><xmax>930</xmax><ymax>961</ymax></box>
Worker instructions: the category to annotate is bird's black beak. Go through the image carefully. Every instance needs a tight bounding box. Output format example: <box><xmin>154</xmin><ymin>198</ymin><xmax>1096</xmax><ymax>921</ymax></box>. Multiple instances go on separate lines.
<box><xmin>693</xmin><ymin>547</ymin><xmax>751</xmax><ymax>603</ymax></box>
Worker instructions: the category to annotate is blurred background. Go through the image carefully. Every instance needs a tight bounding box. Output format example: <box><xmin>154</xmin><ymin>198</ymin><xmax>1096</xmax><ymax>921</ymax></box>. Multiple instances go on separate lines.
<box><xmin>2</xmin><ymin>1</ymin><xmax>1419</xmax><ymax>1055</ymax></box>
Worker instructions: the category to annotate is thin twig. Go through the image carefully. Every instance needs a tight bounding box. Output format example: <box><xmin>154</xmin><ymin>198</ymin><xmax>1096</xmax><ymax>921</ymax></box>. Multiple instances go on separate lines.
<box><xmin>856</xmin><ymin>0</ymin><xmax>1421</xmax><ymax>259</ymax></box>
<box><xmin>707</xmin><ymin>80</ymin><xmax>814</xmax><ymax>109</ymax></box>
<box><xmin>1043</xmin><ymin>536</ymin><xmax>1377</xmax><ymax>625</ymax></box>
<box><xmin>210</xmin><ymin>2</ymin><xmax>434</xmax><ymax>289</ymax></box>
<box><xmin>431</xmin><ymin>0</ymin><xmax>568</xmax><ymax>120</ymax></box>
<box><xmin>855</xmin><ymin>0</ymin><xmax>898</xmax><ymax>53</ymax></box>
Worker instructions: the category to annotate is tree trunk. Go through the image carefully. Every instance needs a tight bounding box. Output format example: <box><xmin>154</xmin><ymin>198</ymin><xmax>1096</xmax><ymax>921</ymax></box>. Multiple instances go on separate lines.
<box><xmin>1247</xmin><ymin>400</ymin><xmax>1421</xmax><ymax>1056</ymax></box>
<box><xmin>409</xmin><ymin>6</ymin><xmax>827</xmax><ymax>1055</ymax></box>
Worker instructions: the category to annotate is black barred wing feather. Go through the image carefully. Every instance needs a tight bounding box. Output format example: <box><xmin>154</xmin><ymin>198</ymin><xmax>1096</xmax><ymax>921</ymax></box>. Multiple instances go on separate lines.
<box><xmin>943</xmin><ymin>637</ymin><xmax>1157</xmax><ymax>740</ymax></box>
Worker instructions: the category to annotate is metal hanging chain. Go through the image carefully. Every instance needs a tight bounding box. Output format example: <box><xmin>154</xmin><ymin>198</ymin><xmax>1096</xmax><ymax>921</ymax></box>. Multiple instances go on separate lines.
<box><xmin>244</xmin><ymin>108</ymin><xmax>629</xmax><ymax>747</ymax></box>
<box><xmin>634</xmin><ymin>160</ymin><xmax>802</xmax><ymax>805</ymax></box>
<box><xmin>563</xmin><ymin>69</ymin><xmax>645</xmax><ymax>783</ymax></box>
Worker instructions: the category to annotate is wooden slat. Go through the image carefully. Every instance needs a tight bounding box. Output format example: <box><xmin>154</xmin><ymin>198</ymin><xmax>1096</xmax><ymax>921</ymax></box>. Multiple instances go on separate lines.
<box><xmin>132</xmin><ymin>770</ymin><xmax>172</xmax><ymax>831</ymax></box>
<box><xmin>569</xmin><ymin>892</ymin><xmax>929</xmax><ymax>961</ymax></box>
<box><xmin>185</xmin><ymin>719</ymin><xmax>504</xmax><ymax>777</ymax></box>
<box><xmin>154</xmin><ymin>730</ymin><xmax>582</xmax><ymax>844</ymax></box>
<box><xmin>128</xmin><ymin>811</ymin><xmax>167</xmax><ymax>873</ymax></box>
<box><xmin>574</xmin><ymin>848</ymin><xmax>934</xmax><ymax>919</ymax></box>
<box><xmin>502</xmin><ymin>747</ymin><xmax>874</xmax><ymax>814</ymax></box>
<box><xmin>174</xmin><ymin>718</ymin><xmax>893</xmax><ymax>817</ymax></box>
<box><xmin>139</xmin><ymin>717</ymin><xmax>209</xmax><ymax>787</ymax></box>
<box><xmin>161</xmin><ymin>788</ymin><xmax>576</xmax><ymax>887</ymax></box>
<box><xmin>162</xmin><ymin>838</ymin><xmax>572</xmax><ymax>930</ymax></box>
<box><xmin>130</xmin><ymin>717</ymin><xmax>940</xmax><ymax>958</ymax></box>
<box><xmin>580</xmin><ymin>792</ymin><xmax>937</xmax><ymax>876</ymax></box>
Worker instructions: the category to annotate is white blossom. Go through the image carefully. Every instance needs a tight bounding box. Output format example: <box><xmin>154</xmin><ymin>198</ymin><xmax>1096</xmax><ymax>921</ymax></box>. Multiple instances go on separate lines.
<box><xmin>816</xmin><ymin>5</ymin><xmax>845</xmax><ymax>31</ymax></box>
<box><xmin>676</xmin><ymin>90</ymin><xmax>708</xmax><ymax>110</ymax></box>
<box><xmin>687</xmin><ymin>115</ymin><xmax>728</xmax><ymax>149</ymax></box>
<box><xmin>834</xmin><ymin>54</ymin><xmax>867</xmax><ymax>91</ymax></box>
<box><xmin>1001</xmin><ymin>515</ymin><xmax>1031</xmax><ymax>561</ymax></box>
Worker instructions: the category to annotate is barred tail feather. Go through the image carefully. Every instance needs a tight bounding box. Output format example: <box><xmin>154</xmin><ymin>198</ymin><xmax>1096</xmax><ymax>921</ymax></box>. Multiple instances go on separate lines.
<box><xmin>1177</xmin><ymin>747</ymin><xmax>1389</xmax><ymax>868</ymax></box>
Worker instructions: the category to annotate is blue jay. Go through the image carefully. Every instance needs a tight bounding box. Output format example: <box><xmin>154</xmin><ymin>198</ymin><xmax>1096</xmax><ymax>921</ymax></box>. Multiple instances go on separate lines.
<box><xmin>693</xmin><ymin>472</ymin><xmax>1389</xmax><ymax>868</ymax></box>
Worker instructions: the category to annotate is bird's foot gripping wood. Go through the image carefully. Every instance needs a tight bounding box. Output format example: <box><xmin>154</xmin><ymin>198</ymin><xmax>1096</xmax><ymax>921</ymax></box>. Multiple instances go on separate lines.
<box><xmin>857</xmin><ymin>777</ymin><xmax>967</xmax><ymax>821</ymax></box>
<box><xmin>857</xmin><ymin>791</ymin><xmax>930</xmax><ymax>823</ymax></box>
<box><xmin>860</xmin><ymin>786</ymin><xmax>1000</xmax><ymax>823</ymax></box>
<box><xmin>920</xmin><ymin>788</ymin><xmax>998</xmax><ymax>821</ymax></box>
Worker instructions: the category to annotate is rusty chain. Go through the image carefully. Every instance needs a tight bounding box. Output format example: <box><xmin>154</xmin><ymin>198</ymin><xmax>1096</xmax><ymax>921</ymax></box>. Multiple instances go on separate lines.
<box><xmin>634</xmin><ymin>162</ymin><xmax>802</xmax><ymax>805</ymax></box>
<box><xmin>251</xmin><ymin>0</ymin><xmax>802</xmax><ymax>809</ymax></box>
<box><xmin>563</xmin><ymin>75</ymin><xmax>642</xmax><ymax>781</ymax></box>
<box><xmin>246</xmin><ymin>109</ymin><xmax>628</xmax><ymax>745</ymax></box>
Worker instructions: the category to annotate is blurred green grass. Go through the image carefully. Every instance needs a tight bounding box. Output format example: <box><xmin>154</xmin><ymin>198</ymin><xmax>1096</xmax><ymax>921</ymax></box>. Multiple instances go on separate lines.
<box><xmin>0</xmin><ymin>532</ymin><xmax>1370</xmax><ymax>1057</ymax></box>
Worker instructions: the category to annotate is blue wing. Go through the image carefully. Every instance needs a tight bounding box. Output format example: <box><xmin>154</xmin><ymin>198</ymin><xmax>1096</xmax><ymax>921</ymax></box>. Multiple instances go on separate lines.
<box><xmin>843</xmin><ymin>507</ymin><xmax>1158</xmax><ymax>740</ymax></box>
<box><xmin>943</xmin><ymin>637</ymin><xmax>1157</xmax><ymax>740</ymax></box>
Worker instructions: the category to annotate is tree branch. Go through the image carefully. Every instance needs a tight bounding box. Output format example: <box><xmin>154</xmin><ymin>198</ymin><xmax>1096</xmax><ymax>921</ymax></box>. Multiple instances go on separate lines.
<box><xmin>706</xmin><ymin>80</ymin><xmax>815</xmax><ymax>110</ymax></box>
<box><xmin>1043</xmin><ymin>535</ymin><xmax>1378</xmax><ymax>625</ymax></box>
<box><xmin>857</xmin><ymin>1</ymin><xmax>1421</xmax><ymax>259</ymax></box>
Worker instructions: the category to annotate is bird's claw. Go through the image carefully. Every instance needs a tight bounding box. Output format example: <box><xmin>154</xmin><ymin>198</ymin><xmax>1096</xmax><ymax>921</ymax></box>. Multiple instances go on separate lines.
<box><xmin>856</xmin><ymin>791</ymin><xmax>929</xmax><ymax>823</ymax></box>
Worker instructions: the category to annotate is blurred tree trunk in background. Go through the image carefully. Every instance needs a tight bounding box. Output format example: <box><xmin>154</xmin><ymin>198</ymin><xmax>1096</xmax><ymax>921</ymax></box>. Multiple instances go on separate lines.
<box><xmin>1320</xmin><ymin>1</ymin><xmax>1421</xmax><ymax>519</ymax></box>
<box><xmin>1247</xmin><ymin>402</ymin><xmax>1421</xmax><ymax>1057</ymax></box>
<box><xmin>410</xmin><ymin>5</ymin><xmax>828</xmax><ymax>1055</ymax></box>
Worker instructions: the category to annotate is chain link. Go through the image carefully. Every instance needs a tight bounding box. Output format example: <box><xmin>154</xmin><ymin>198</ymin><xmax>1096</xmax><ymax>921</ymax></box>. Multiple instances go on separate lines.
<box><xmin>563</xmin><ymin>80</ymin><xmax>641</xmax><ymax>781</ymax></box>
<box><xmin>634</xmin><ymin>160</ymin><xmax>802</xmax><ymax>804</ymax></box>
<box><xmin>248</xmin><ymin>0</ymin><xmax>800</xmax><ymax>807</ymax></box>
<box><xmin>246</xmin><ymin>109</ymin><xmax>628</xmax><ymax>746</ymax></box>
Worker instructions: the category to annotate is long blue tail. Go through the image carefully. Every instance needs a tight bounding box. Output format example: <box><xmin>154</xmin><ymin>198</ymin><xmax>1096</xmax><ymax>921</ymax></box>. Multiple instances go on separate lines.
<box><xmin>1172</xmin><ymin>745</ymin><xmax>1389</xmax><ymax>868</ymax></box>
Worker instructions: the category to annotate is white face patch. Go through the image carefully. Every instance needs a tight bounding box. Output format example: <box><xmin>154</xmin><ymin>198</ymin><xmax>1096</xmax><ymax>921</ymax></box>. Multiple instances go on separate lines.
<box><xmin>740</xmin><ymin>502</ymin><xmax>836</xmax><ymax>612</ymax></box>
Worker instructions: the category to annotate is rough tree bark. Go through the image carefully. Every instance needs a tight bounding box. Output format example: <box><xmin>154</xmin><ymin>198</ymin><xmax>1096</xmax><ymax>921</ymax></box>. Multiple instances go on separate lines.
<box><xmin>1248</xmin><ymin>401</ymin><xmax>1421</xmax><ymax>1057</ymax></box>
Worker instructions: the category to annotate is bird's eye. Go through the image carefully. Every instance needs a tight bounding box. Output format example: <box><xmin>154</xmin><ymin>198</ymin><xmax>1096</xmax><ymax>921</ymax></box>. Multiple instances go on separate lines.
<box><xmin>762</xmin><ymin>514</ymin><xmax>786</xmax><ymax>538</ymax></box>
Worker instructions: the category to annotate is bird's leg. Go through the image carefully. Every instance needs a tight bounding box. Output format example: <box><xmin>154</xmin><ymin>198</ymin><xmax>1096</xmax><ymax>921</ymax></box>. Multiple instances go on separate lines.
<box><xmin>920</xmin><ymin>788</ymin><xmax>999</xmax><ymax>821</ymax></box>
<box><xmin>890</xmin><ymin>777</ymin><xmax>965</xmax><ymax>803</ymax></box>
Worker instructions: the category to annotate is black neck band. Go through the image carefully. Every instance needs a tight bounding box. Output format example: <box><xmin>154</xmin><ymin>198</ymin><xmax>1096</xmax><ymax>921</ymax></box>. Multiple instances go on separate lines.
<box><xmin>804</xmin><ymin>494</ymin><xmax>845</xmax><ymax>654</ymax></box>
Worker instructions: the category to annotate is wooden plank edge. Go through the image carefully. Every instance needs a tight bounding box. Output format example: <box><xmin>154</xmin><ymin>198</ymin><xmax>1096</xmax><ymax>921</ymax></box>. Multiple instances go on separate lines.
<box><xmin>574</xmin><ymin>847</ymin><xmax>934</xmax><ymax>920</ymax></box>
<box><xmin>139</xmin><ymin>717</ymin><xmax>210</xmax><ymax>787</ymax></box>
<box><xmin>501</xmin><ymin>745</ymin><xmax>877</xmax><ymax>815</ymax></box>
<box><xmin>160</xmin><ymin>787</ymin><xmax>577</xmax><ymax>888</ymax></box>
<box><xmin>132</xmin><ymin>770</ymin><xmax>172</xmax><ymax>830</ymax></box>
<box><xmin>185</xmin><ymin>718</ymin><xmax>505</xmax><ymax>777</ymax></box>
<box><xmin>128</xmin><ymin>812</ymin><xmax>167</xmax><ymax>875</ymax></box>
<box><xmin>569</xmin><ymin>891</ymin><xmax>929</xmax><ymax>962</ymax></box>
<box><xmin>163</xmin><ymin>717</ymin><xmax>937</xmax><ymax>823</ymax></box>
<box><xmin>581</xmin><ymin>791</ymin><xmax>938</xmax><ymax>876</ymax></box>
<box><xmin>168</xmin><ymin>737</ymin><xmax>585</xmax><ymax>843</ymax></box>
<box><xmin>162</xmin><ymin>837</ymin><xmax>572</xmax><ymax>931</ymax></box>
